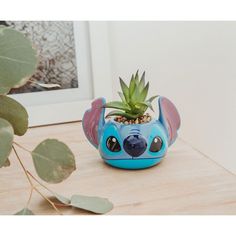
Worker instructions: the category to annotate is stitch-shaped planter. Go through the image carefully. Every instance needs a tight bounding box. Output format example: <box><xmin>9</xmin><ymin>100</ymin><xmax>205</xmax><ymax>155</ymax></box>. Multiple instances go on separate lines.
<box><xmin>82</xmin><ymin>96</ymin><xmax>180</xmax><ymax>170</ymax></box>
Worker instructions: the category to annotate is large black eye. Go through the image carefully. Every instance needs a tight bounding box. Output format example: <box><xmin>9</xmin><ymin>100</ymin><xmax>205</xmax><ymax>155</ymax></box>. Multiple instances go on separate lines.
<box><xmin>106</xmin><ymin>136</ymin><xmax>121</xmax><ymax>152</ymax></box>
<box><xmin>149</xmin><ymin>136</ymin><xmax>163</xmax><ymax>152</ymax></box>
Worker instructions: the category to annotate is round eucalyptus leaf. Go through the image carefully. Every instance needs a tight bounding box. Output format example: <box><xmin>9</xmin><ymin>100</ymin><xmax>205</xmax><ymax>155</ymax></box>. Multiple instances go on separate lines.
<box><xmin>13</xmin><ymin>76</ymin><xmax>31</xmax><ymax>88</ymax></box>
<box><xmin>32</xmin><ymin>139</ymin><xmax>76</xmax><ymax>184</ymax></box>
<box><xmin>0</xmin><ymin>118</ymin><xmax>14</xmax><ymax>168</ymax></box>
<box><xmin>15</xmin><ymin>208</ymin><xmax>34</xmax><ymax>215</ymax></box>
<box><xmin>0</xmin><ymin>95</ymin><xmax>28</xmax><ymax>136</ymax></box>
<box><xmin>70</xmin><ymin>195</ymin><xmax>113</xmax><ymax>214</ymax></box>
<box><xmin>53</xmin><ymin>193</ymin><xmax>71</xmax><ymax>205</ymax></box>
<box><xmin>3</xmin><ymin>158</ymin><xmax>10</xmax><ymax>167</ymax></box>
<box><xmin>0</xmin><ymin>87</ymin><xmax>10</xmax><ymax>95</ymax></box>
<box><xmin>0</xmin><ymin>27</ymin><xmax>38</xmax><ymax>89</ymax></box>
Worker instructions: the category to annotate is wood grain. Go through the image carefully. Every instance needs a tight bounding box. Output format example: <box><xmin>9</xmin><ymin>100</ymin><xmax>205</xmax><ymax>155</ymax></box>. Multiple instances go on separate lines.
<box><xmin>0</xmin><ymin>122</ymin><xmax>235</xmax><ymax>215</ymax></box>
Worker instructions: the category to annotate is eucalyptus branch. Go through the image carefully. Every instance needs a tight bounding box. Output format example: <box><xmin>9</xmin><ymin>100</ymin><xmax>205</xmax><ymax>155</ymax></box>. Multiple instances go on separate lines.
<box><xmin>33</xmin><ymin>187</ymin><xmax>62</xmax><ymax>215</ymax></box>
<box><xmin>26</xmin><ymin>171</ymin><xmax>71</xmax><ymax>208</ymax></box>
<box><xmin>12</xmin><ymin>145</ymin><xmax>62</xmax><ymax>215</ymax></box>
<box><xmin>26</xmin><ymin>187</ymin><xmax>33</xmax><ymax>208</ymax></box>
<box><xmin>12</xmin><ymin>145</ymin><xmax>33</xmax><ymax>185</ymax></box>
<box><xmin>27</xmin><ymin>171</ymin><xmax>53</xmax><ymax>194</ymax></box>
<box><xmin>0</xmin><ymin>27</ymin><xmax>112</xmax><ymax>215</ymax></box>
<box><xmin>13</xmin><ymin>141</ymin><xmax>31</xmax><ymax>153</ymax></box>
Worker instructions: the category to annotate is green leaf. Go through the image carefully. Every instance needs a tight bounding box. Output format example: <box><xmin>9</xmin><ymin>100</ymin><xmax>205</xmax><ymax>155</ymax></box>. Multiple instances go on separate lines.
<box><xmin>13</xmin><ymin>76</ymin><xmax>31</xmax><ymax>88</ymax></box>
<box><xmin>106</xmin><ymin>110</ymin><xmax>127</xmax><ymax>117</ymax></box>
<box><xmin>0</xmin><ymin>27</ymin><xmax>38</xmax><ymax>89</ymax></box>
<box><xmin>0</xmin><ymin>87</ymin><xmax>10</xmax><ymax>95</ymax></box>
<box><xmin>70</xmin><ymin>195</ymin><xmax>113</xmax><ymax>214</ymax></box>
<box><xmin>104</xmin><ymin>101</ymin><xmax>131</xmax><ymax>112</ymax></box>
<box><xmin>139</xmin><ymin>82</ymin><xmax>149</xmax><ymax>102</ymax></box>
<box><xmin>54</xmin><ymin>193</ymin><xmax>71</xmax><ymax>205</ymax></box>
<box><xmin>139</xmin><ymin>71</ymin><xmax>146</xmax><ymax>91</ymax></box>
<box><xmin>32</xmin><ymin>139</ymin><xmax>76</xmax><ymax>184</ymax></box>
<box><xmin>134</xmin><ymin>70</ymin><xmax>139</xmax><ymax>85</ymax></box>
<box><xmin>137</xmin><ymin>101</ymin><xmax>154</xmax><ymax>112</ymax></box>
<box><xmin>146</xmin><ymin>95</ymin><xmax>159</xmax><ymax>103</ymax></box>
<box><xmin>3</xmin><ymin>158</ymin><xmax>10</xmax><ymax>167</ymax></box>
<box><xmin>135</xmin><ymin>103</ymin><xmax>148</xmax><ymax>112</ymax></box>
<box><xmin>129</xmin><ymin>75</ymin><xmax>136</xmax><ymax>98</ymax></box>
<box><xmin>130</xmin><ymin>83</ymin><xmax>140</xmax><ymax>104</ymax></box>
<box><xmin>106</xmin><ymin>110</ymin><xmax>140</xmax><ymax>119</ymax></box>
<box><xmin>0</xmin><ymin>95</ymin><xmax>28</xmax><ymax>136</ymax></box>
<box><xmin>15</xmin><ymin>208</ymin><xmax>34</xmax><ymax>215</ymax></box>
<box><xmin>119</xmin><ymin>77</ymin><xmax>129</xmax><ymax>102</ymax></box>
<box><xmin>118</xmin><ymin>92</ymin><xmax>126</xmax><ymax>104</ymax></box>
<box><xmin>0</xmin><ymin>118</ymin><xmax>14</xmax><ymax>168</ymax></box>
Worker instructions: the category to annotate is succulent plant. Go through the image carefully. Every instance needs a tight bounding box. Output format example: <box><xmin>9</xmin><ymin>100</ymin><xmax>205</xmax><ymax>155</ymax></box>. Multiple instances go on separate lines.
<box><xmin>105</xmin><ymin>71</ymin><xmax>158</xmax><ymax>120</ymax></box>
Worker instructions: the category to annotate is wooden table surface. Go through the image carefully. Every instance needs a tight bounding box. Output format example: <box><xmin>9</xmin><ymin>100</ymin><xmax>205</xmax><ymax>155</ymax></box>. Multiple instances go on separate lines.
<box><xmin>0</xmin><ymin>122</ymin><xmax>235</xmax><ymax>215</ymax></box>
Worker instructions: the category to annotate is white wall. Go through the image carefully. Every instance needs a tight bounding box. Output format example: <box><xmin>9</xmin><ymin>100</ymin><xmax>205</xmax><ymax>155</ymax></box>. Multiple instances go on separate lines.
<box><xmin>107</xmin><ymin>22</ymin><xmax>236</xmax><ymax>174</ymax></box>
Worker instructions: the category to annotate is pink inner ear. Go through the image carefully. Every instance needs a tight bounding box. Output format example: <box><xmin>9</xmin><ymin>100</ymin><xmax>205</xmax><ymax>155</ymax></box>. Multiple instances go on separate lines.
<box><xmin>160</xmin><ymin>97</ymin><xmax>181</xmax><ymax>144</ymax></box>
<box><xmin>83</xmin><ymin>98</ymin><xmax>105</xmax><ymax>147</ymax></box>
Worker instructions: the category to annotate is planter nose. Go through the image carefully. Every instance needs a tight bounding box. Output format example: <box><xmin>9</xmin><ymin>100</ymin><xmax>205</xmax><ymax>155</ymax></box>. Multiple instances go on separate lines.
<box><xmin>123</xmin><ymin>135</ymin><xmax>147</xmax><ymax>157</ymax></box>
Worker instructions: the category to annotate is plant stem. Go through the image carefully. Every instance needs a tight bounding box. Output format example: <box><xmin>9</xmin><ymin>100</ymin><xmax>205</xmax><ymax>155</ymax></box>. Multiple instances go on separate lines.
<box><xmin>27</xmin><ymin>171</ymin><xmax>54</xmax><ymax>194</ymax></box>
<box><xmin>12</xmin><ymin>145</ymin><xmax>33</xmax><ymax>185</ymax></box>
<box><xmin>27</xmin><ymin>171</ymin><xmax>71</xmax><ymax>208</ymax></box>
<box><xmin>13</xmin><ymin>141</ymin><xmax>31</xmax><ymax>153</ymax></box>
<box><xmin>12</xmin><ymin>145</ymin><xmax>62</xmax><ymax>215</ymax></box>
<box><xmin>26</xmin><ymin>187</ymin><xmax>33</xmax><ymax>208</ymax></box>
<box><xmin>33</xmin><ymin>187</ymin><xmax>62</xmax><ymax>215</ymax></box>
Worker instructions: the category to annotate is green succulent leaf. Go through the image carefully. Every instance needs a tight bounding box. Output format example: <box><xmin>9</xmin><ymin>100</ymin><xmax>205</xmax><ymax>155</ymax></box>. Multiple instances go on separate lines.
<box><xmin>147</xmin><ymin>95</ymin><xmax>159</xmax><ymax>103</ymax></box>
<box><xmin>139</xmin><ymin>82</ymin><xmax>149</xmax><ymax>102</ymax></box>
<box><xmin>135</xmin><ymin>103</ymin><xmax>148</xmax><ymax>112</ymax></box>
<box><xmin>119</xmin><ymin>77</ymin><xmax>129</xmax><ymax>102</ymax></box>
<box><xmin>122</xmin><ymin>113</ymin><xmax>141</xmax><ymax>119</ymax></box>
<box><xmin>118</xmin><ymin>92</ymin><xmax>126</xmax><ymax>104</ymax></box>
<box><xmin>15</xmin><ymin>208</ymin><xmax>34</xmax><ymax>215</ymax></box>
<box><xmin>0</xmin><ymin>118</ymin><xmax>14</xmax><ymax>168</ymax></box>
<box><xmin>108</xmin><ymin>71</ymin><xmax>156</xmax><ymax>120</ymax></box>
<box><xmin>104</xmin><ymin>101</ymin><xmax>131</xmax><ymax>112</ymax></box>
<box><xmin>134</xmin><ymin>70</ymin><xmax>139</xmax><ymax>85</ymax></box>
<box><xmin>129</xmin><ymin>74</ymin><xmax>136</xmax><ymax>98</ymax></box>
<box><xmin>70</xmin><ymin>195</ymin><xmax>113</xmax><ymax>214</ymax></box>
<box><xmin>130</xmin><ymin>83</ymin><xmax>140</xmax><ymax>104</ymax></box>
<box><xmin>106</xmin><ymin>110</ymin><xmax>139</xmax><ymax>119</ymax></box>
<box><xmin>32</xmin><ymin>139</ymin><xmax>76</xmax><ymax>184</ymax></box>
<box><xmin>106</xmin><ymin>110</ymin><xmax>127</xmax><ymax>117</ymax></box>
<box><xmin>139</xmin><ymin>71</ymin><xmax>146</xmax><ymax>91</ymax></box>
<box><xmin>0</xmin><ymin>27</ymin><xmax>38</xmax><ymax>89</ymax></box>
<box><xmin>137</xmin><ymin>101</ymin><xmax>154</xmax><ymax>112</ymax></box>
<box><xmin>0</xmin><ymin>95</ymin><xmax>28</xmax><ymax>136</ymax></box>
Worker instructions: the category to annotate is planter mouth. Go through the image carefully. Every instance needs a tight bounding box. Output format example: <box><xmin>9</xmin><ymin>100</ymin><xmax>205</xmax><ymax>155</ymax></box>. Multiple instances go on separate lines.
<box><xmin>107</xmin><ymin>117</ymin><xmax>156</xmax><ymax>127</ymax></box>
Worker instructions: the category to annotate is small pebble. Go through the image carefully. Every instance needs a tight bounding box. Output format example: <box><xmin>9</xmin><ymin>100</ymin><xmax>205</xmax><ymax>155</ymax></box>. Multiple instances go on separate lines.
<box><xmin>114</xmin><ymin>114</ymin><xmax>152</xmax><ymax>125</ymax></box>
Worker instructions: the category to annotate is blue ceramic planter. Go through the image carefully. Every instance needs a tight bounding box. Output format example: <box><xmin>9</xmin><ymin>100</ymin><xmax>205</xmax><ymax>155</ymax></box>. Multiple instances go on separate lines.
<box><xmin>82</xmin><ymin>96</ymin><xmax>180</xmax><ymax>170</ymax></box>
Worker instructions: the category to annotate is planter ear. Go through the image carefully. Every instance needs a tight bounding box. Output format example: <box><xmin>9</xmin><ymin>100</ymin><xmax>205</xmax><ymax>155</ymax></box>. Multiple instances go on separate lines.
<box><xmin>158</xmin><ymin>96</ymin><xmax>181</xmax><ymax>146</ymax></box>
<box><xmin>82</xmin><ymin>98</ymin><xmax>106</xmax><ymax>148</ymax></box>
